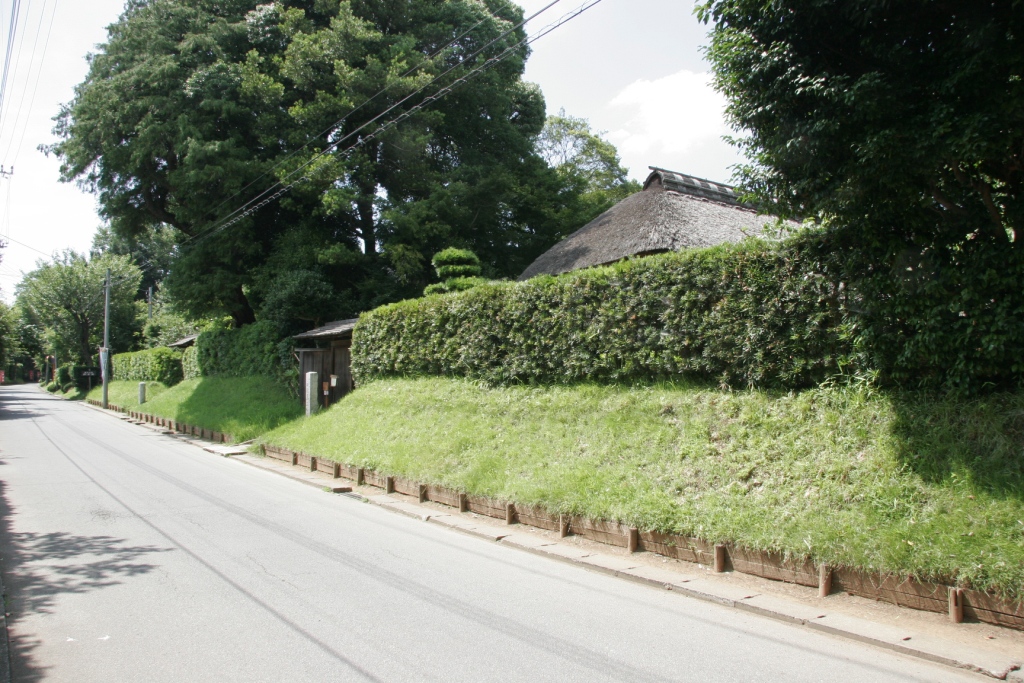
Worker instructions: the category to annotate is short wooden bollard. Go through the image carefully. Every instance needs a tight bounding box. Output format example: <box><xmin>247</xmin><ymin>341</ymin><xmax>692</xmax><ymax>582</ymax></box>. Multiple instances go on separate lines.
<box><xmin>419</xmin><ymin>484</ymin><xmax>428</xmax><ymax>503</ymax></box>
<box><xmin>558</xmin><ymin>515</ymin><xmax>570</xmax><ymax>538</ymax></box>
<box><xmin>356</xmin><ymin>468</ymin><xmax>365</xmax><ymax>486</ymax></box>
<box><xmin>949</xmin><ymin>587</ymin><xmax>964</xmax><ymax>623</ymax></box>
<box><xmin>291</xmin><ymin>451</ymin><xmax>298</xmax><ymax>466</ymax></box>
<box><xmin>332</xmin><ymin>463</ymin><xmax>341</xmax><ymax>479</ymax></box>
<box><xmin>714</xmin><ymin>544</ymin><xmax>728</xmax><ymax>573</ymax></box>
<box><xmin>458</xmin><ymin>493</ymin><xmax>468</xmax><ymax>513</ymax></box>
<box><xmin>818</xmin><ymin>564</ymin><xmax>833</xmax><ymax>598</ymax></box>
<box><xmin>505</xmin><ymin>503</ymin><xmax>516</xmax><ymax>525</ymax></box>
<box><xmin>385</xmin><ymin>476</ymin><xmax>395</xmax><ymax>494</ymax></box>
<box><xmin>627</xmin><ymin>528</ymin><xmax>639</xmax><ymax>554</ymax></box>
<box><xmin>309</xmin><ymin>457</ymin><xmax>317</xmax><ymax>473</ymax></box>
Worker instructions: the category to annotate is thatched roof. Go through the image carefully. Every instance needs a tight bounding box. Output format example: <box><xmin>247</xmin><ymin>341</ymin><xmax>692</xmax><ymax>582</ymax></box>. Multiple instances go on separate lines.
<box><xmin>519</xmin><ymin>167</ymin><xmax>788</xmax><ymax>280</ymax></box>
<box><xmin>293</xmin><ymin>318</ymin><xmax>359</xmax><ymax>341</ymax></box>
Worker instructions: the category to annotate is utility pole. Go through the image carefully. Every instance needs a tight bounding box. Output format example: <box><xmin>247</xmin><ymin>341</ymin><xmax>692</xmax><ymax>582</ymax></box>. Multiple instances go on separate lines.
<box><xmin>101</xmin><ymin>269</ymin><xmax>111</xmax><ymax>409</ymax></box>
<box><xmin>147</xmin><ymin>286</ymin><xmax>153</xmax><ymax>319</ymax></box>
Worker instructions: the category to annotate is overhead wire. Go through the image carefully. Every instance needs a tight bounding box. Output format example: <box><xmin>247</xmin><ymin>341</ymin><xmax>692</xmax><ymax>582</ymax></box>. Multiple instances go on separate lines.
<box><xmin>0</xmin><ymin>0</ymin><xmax>38</xmax><ymax>155</ymax></box>
<box><xmin>7</xmin><ymin>0</ymin><xmax>57</xmax><ymax>165</ymax></box>
<box><xmin>187</xmin><ymin>0</ymin><xmax>574</xmax><ymax>246</ymax></box>
<box><xmin>0</xmin><ymin>0</ymin><xmax>23</xmax><ymax>136</ymax></box>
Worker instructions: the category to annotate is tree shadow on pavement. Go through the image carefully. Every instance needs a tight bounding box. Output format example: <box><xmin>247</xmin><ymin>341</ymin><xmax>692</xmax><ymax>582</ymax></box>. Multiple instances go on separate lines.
<box><xmin>0</xmin><ymin>477</ymin><xmax>171</xmax><ymax>682</ymax></box>
<box><xmin>0</xmin><ymin>389</ymin><xmax>48</xmax><ymax>423</ymax></box>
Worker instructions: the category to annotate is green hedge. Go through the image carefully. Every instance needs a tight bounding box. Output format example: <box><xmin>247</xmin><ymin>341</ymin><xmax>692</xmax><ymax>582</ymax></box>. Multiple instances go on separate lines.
<box><xmin>182</xmin><ymin>345</ymin><xmax>200</xmax><ymax>380</ymax></box>
<box><xmin>194</xmin><ymin>320</ymin><xmax>296</xmax><ymax>391</ymax></box>
<box><xmin>354</xmin><ymin>239</ymin><xmax>852</xmax><ymax>388</ymax></box>
<box><xmin>111</xmin><ymin>347</ymin><xmax>183</xmax><ymax>386</ymax></box>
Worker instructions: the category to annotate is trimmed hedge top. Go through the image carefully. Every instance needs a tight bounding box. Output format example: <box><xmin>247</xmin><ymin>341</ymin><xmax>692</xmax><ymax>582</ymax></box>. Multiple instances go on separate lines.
<box><xmin>112</xmin><ymin>347</ymin><xmax>183</xmax><ymax>386</ymax></box>
<box><xmin>354</xmin><ymin>239</ymin><xmax>852</xmax><ymax>388</ymax></box>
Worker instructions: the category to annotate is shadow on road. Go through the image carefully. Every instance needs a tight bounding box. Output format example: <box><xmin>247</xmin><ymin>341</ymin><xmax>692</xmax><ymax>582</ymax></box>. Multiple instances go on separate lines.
<box><xmin>0</xmin><ymin>387</ymin><xmax>50</xmax><ymax>422</ymax></box>
<box><xmin>0</xmin><ymin>476</ymin><xmax>171</xmax><ymax>681</ymax></box>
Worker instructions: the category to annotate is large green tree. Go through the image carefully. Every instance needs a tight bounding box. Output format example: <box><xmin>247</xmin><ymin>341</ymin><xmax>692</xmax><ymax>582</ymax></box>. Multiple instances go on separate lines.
<box><xmin>699</xmin><ymin>1</ymin><xmax>1024</xmax><ymax>391</ymax></box>
<box><xmin>52</xmin><ymin>0</ymin><xmax>576</xmax><ymax>329</ymax></box>
<box><xmin>16</xmin><ymin>252</ymin><xmax>142</xmax><ymax>364</ymax></box>
<box><xmin>536</xmin><ymin>110</ymin><xmax>640</xmax><ymax>224</ymax></box>
<box><xmin>698</xmin><ymin>0</ymin><xmax>1024</xmax><ymax>243</ymax></box>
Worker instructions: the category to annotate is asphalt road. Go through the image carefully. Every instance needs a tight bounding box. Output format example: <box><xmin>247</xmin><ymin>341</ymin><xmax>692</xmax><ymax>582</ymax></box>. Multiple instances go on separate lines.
<box><xmin>0</xmin><ymin>384</ymin><xmax>989</xmax><ymax>682</ymax></box>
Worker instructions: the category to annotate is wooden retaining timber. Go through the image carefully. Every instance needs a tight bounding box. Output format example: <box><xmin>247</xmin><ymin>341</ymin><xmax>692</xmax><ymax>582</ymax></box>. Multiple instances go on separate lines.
<box><xmin>87</xmin><ymin>400</ymin><xmax>237</xmax><ymax>445</ymax></box>
<box><xmin>89</xmin><ymin>411</ymin><xmax>1024</xmax><ymax>631</ymax></box>
<box><xmin>257</xmin><ymin>443</ymin><xmax>1024</xmax><ymax>631</ymax></box>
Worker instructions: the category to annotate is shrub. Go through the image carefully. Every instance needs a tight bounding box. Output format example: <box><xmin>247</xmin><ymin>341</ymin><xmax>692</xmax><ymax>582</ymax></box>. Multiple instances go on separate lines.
<box><xmin>112</xmin><ymin>347</ymin><xmax>184</xmax><ymax>386</ymax></box>
<box><xmin>182</xmin><ymin>345</ymin><xmax>200</xmax><ymax>380</ymax></box>
<box><xmin>432</xmin><ymin>247</ymin><xmax>481</xmax><ymax>269</ymax></box>
<box><xmin>425</xmin><ymin>248</ymin><xmax>486</xmax><ymax>297</ymax></box>
<box><xmin>423</xmin><ymin>276</ymin><xmax>490</xmax><ymax>296</ymax></box>
<box><xmin>45</xmin><ymin>382</ymin><xmax>59</xmax><ymax>392</ymax></box>
<box><xmin>355</xmin><ymin>238</ymin><xmax>853</xmax><ymax>389</ymax></box>
<box><xmin>194</xmin><ymin>320</ymin><xmax>296</xmax><ymax>392</ymax></box>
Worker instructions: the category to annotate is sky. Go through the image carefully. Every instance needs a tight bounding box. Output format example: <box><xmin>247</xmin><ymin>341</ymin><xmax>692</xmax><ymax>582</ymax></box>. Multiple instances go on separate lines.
<box><xmin>0</xmin><ymin>0</ymin><xmax>743</xmax><ymax>302</ymax></box>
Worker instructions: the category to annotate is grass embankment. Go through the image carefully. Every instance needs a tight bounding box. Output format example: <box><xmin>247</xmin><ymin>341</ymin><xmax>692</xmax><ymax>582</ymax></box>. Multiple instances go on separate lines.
<box><xmin>88</xmin><ymin>377</ymin><xmax>301</xmax><ymax>441</ymax></box>
<box><xmin>262</xmin><ymin>377</ymin><xmax>1024</xmax><ymax>600</ymax></box>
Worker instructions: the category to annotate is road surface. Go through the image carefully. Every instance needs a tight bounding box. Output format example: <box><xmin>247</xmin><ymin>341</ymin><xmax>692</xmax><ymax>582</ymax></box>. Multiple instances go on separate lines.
<box><xmin>0</xmin><ymin>385</ymin><xmax>988</xmax><ymax>682</ymax></box>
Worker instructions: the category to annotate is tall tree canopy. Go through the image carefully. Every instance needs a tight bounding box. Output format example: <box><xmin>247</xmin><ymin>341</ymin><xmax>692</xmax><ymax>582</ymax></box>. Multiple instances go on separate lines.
<box><xmin>536</xmin><ymin>109</ymin><xmax>640</xmax><ymax>219</ymax></box>
<box><xmin>52</xmin><ymin>0</ymin><xmax>578</xmax><ymax>329</ymax></box>
<box><xmin>699</xmin><ymin>1</ymin><xmax>1024</xmax><ymax>391</ymax></box>
<box><xmin>699</xmin><ymin>0</ymin><xmax>1024</xmax><ymax>245</ymax></box>
<box><xmin>16</xmin><ymin>252</ymin><xmax>142</xmax><ymax>364</ymax></box>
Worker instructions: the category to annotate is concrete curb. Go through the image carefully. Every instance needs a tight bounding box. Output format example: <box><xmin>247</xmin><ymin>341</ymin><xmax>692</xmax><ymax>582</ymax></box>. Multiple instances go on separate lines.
<box><xmin>86</xmin><ymin>401</ymin><xmax>1023</xmax><ymax>681</ymax></box>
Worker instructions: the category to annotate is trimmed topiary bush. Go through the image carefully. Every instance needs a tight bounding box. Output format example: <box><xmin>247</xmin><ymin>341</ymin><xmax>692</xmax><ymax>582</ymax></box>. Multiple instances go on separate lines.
<box><xmin>112</xmin><ymin>347</ymin><xmax>184</xmax><ymax>386</ymax></box>
<box><xmin>424</xmin><ymin>248</ymin><xmax>487</xmax><ymax>296</ymax></box>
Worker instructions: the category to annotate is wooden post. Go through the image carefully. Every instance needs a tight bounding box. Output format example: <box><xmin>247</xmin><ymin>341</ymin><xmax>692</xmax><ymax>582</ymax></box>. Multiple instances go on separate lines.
<box><xmin>505</xmin><ymin>503</ymin><xmax>515</xmax><ymax>525</ymax></box>
<box><xmin>627</xmin><ymin>528</ymin><xmax>639</xmax><ymax>554</ymax></box>
<box><xmin>356</xmin><ymin>468</ymin><xmax>365</xmax><ymax>486</ymax></box>
<box><xmin>714</xmin><ymin>544</ymin><xmax>728</xmax><ymax>573</ymax></box>
<box><xmin>332</xmin><ymin>463</ymin><xmax>341</xmax><ymax>479</ymax></box>
<box><xmin>818</xmin><ymin>564</ymin><xmax>833</xmax><ymax>598</ymax></box>
<box><xmin>291</xmin><ymin>451</ymin><xmax>298</xmax><ymax>466</ymax></box>
<box><xmin>309</xmin><ymin>457</ymin><xmax>317</xmax><ymax>472</ymax></box>
<box><xmin>949</xmin><ymin>587</ymin><xmax>964</xmax><ymax>623</ymax></box>
<box><xmin>559</xmin><ymin>515</ymin><xmax>570</xmax><ymax>538</ymax></box>
<box><xmin>458</xmin><ymin>493</ymin><xmax>468</xmax><ymax>513</ymax></box>
<box><xmin>419</xmin><ymin>484</ymin><xmax>428</xmax><ymax>503</ymax></box>
<box><xmin>385</xmin><ymin>476</ymin><xmax>395</xmax><ymax>494</ymax></box>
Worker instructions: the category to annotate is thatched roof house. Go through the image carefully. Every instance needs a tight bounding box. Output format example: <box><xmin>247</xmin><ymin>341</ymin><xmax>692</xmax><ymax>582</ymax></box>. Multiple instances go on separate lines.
<box><xmin>519</xmin><ymin>167</ymin><xmax>788</xmax><ymax>280</ymax></box>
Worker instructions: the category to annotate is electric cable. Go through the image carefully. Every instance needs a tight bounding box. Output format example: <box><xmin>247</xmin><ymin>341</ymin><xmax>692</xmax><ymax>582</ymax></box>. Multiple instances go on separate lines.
<box><xmin>0</xmin><ymin>0</ymin><xmax>23</xmax><ymax>129</ymax></box>
<box><xmin>0</xmin><ymin>0</ymin><xmax>38</xmax><ymax>154</ymax></box>
<box><xmin>7</xmin><ymin>0</ymin><xmax>57</xmax><ymax>165</ymax></box>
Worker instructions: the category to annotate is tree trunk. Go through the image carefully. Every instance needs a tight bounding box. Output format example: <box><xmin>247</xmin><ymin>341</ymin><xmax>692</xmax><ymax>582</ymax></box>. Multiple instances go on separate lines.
<box><xmin>79</xmin><ymin>320</ymin><xmax>93</xmax><ymax>366</ymax></box>
<box><xmin>356</xmin><ymin>143</ymin><xmax>379</xmax><ymax>257</ymax></box>
<box><xmin>230</xmin><ymin>286</ymin><xmax>257</xmax><ymax>328</ymax></box>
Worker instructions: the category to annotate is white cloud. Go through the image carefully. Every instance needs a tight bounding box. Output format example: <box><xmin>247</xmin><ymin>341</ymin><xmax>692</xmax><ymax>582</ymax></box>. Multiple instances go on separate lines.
<box><xmin>606</xmin><ymin>69</ymin><xmax>741</xmax><ymax>183</ymax></box>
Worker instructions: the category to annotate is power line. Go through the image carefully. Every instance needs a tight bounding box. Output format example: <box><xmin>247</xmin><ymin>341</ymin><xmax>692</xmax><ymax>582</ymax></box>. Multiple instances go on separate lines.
<box><xmin>0</xmin><ymin>0</ymin><xmax>23</xmax><ymax>130</ymax></box>
<box><xmin>7</xmin><ymin>0</ymin><xmax>57</xmax><ymax>165</ymax></box>
<box><xmin>0</xmin><ymin>0</ymin><xmax>36</xmax><ymax>152</ymax></box>
<box><xmin>187</xmin><ymin>0</ymin><xmax>571</xmax><ymax>246</ymax></box>
<box><xmin>187</xmin><ymin>0</ymin><xmax>604</xmax><ymax>249</ymax></box>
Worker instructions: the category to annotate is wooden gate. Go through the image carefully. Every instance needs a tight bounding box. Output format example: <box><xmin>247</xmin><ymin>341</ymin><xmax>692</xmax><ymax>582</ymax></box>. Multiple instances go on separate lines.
<box><xmin>296</xmin><ymin>344</ymin><xmax>354</xmax><ymax>409</ymax></box>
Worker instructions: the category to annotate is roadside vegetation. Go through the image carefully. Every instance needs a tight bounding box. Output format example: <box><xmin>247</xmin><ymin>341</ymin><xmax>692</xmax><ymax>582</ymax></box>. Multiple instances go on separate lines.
<box><xmin>262</xmin><ymin>376</ymin><xmax>1024</xmax><ymax>601</ymax></box>
<box><xmin>87</xmin><ymin>378</ymin><xmax>300</xmax><ymax>442</ymax></box>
